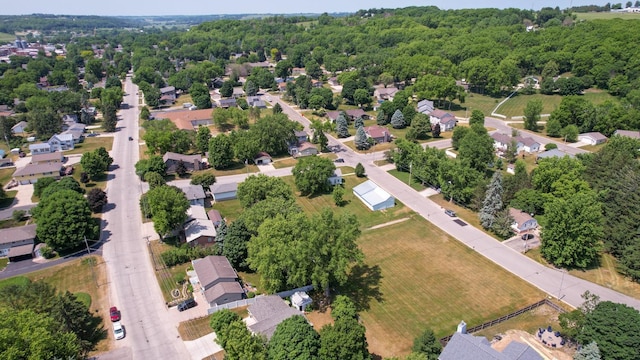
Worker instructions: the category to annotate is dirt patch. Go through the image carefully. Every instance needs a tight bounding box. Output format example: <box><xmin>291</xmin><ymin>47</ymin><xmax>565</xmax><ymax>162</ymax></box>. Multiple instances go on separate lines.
<box><xmin>306</xmin><ymin>309</ymin><xmax>334</xmax><ymax>331</ymax></box>
<box><xmin>491</xmin><ymin>330</ymin><xmax>574</xmax><ymax>360</ymax></box>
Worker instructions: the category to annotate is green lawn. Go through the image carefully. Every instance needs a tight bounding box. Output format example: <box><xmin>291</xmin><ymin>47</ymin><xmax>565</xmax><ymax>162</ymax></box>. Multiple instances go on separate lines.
<box><xmin>449</xmin><ymin>94</ymin><xmax>503</xmax><ymax>119</ymax></box>
<box><xmin>0</xmin><ymin>258</ymin><xmax>8</xmax><ymax>271</ymax></box>
<box><xmin>213</xmin><ymin>174</ymin><xmax>414</xmax><ymax>230</ymax></box>
<box><xmin>64</xmin><ymin>136</ymin><xmax>114</xmax><ymax>155</ymax></box>
<box><xmin>355</xmin><ymin>218</ymin><xmax>545</xmax><ymax>357</ymax></box>
<box><xmin>0</xmin><ymin>218</ymin><xmax>27</xmax><ymax>229</ymax></box>
<box><xmin>71</xmin><ymin>164</ymin><xmax>109</xmax><ymax>191</ymax></box>
<box><xmin>387</xmin><ymin>169</ymin><xmax>427</xmax><ymax>191</ymax></box>
<box><xmin>0</xmin><ymin>275</ymin><xmax>30</xmax><ymax>289</ymax></box>
<box><xmin>496</xmin><ymin>90</ymin><xmax>617</xmax><ymax>118</ymax></box>
<box><xmin>149</xmin><ymin>240</ymin><xmax>193</xmax><ymax>303</ymax></box>
<box><xmin>0</xmin><ymin>168</ymin><xmax>14</xmax><ymax>186</ymax></box>
<box><xmin>0</xmin><ymin>32</ymin><xmax>15</xmax><ymax>43</ymax></box>
<box><xmin>576</xmin><ymin>12</ymin><xmax>640</xmax><ymax>20</ymax></box>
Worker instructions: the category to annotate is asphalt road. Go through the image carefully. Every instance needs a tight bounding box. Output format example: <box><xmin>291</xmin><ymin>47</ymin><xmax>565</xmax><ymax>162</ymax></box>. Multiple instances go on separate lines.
<box><xmin>269</xmin><ymin>94</ymin><xmax>640</xmax><ymax>311</ymax></box>
<box><xmin>99</xmin><ymin>76</ymin><xmax>188</xmax><ymax>359</ymax></box>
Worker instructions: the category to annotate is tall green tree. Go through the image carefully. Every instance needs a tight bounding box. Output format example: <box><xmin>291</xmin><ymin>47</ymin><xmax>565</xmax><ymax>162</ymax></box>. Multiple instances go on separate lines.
<box><xmin>32</xmin><ymin>189</ymin><xmax>95</xmax><ymax>252</ymax></box>
<box><xmin>523</xmin><ymin>99</ymin><xmax>543</xmax><ymax>131</ymax></box>
<box><xmin>208</xmin><ymin>133</ymin><xmax>234</xmax><ymax>169</ymax></box>
<box><xmin>541</xmin><ymin>189</ymin><xmax>603</xmax><ymax>268</ymax></box>
<box><xmin>143</xmin><ymin>185</ymin><xmax>189</xmax><ymax>238</ymax></box>
<box><xmin>457</xmin><ymin>124</ymin><xmax>494</xmax><ymax>172</ymax></box>
<box><xmin>190</xmin><ymin>82</ymin><xmax>212</xmax><ymax>109</ymax></box>
<box><xmin>195</xmin><ymin>126</ymin><xmax>211</xmax><ymax>153</ymax></box>
<box><xmin>354</xmin><ymin>126</ymin><xmax>370</xmax><ymax>150</ymax></box>
<box><xmin>268</xmin><ymin>315</ymin><xmax>320</xmax><ymax>360</ymax></box>
<box><xmin>319</xmin><ymin>317</ymin><xmax>370</xmax><ymax>360</ymax></box>
<box><xmin>573</xmin><ymin>342</ymin><xmax>601</xmax><ymax>360</ymax></box>
<box><xmin>479</xmin><ymin>172</ymin><xmax>504</xmax><ymax>229</ymax></box>
<box><xmin>390</xmin><ymin>109</ymin><xmax>406</xmax><ymax>129</ymax></box>
<box><xmin>190</xmin><ymin>172</ymin><xmax>216</xmax><ymax>192</ymax></box>
<box><xmin>335</xmin><ymin>113</ymin><xmax>350</xmax><ymax>138</ymax></box>
<box><xmin>469</xmin><ymin>110</ymin><xmax>485</xmax><ymax>126</ymax></box>
<box><xmin>411</xmin><ymin>329</ymin><xmax>442</xmax><ymax>360</ymax></box>
<box><xmin>292</xmin><ymin>156</ymin><xmax>336</xmax><ymax>196</ymax></box>
<box><xmin>237</xmin><ymin>174</ymin><xmax>293</xmax><ymax>208</ymax></box>
<box><xmin>578</xmin><ymin>301</ymin><xmax>640</xmax><ymax>360</ymax></box>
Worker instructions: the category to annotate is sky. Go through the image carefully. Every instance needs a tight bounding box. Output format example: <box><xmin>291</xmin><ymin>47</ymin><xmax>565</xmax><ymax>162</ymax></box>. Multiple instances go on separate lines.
<box><xmin>2</xmin><ymin>1</ymin><xmax>603</xmax><ymax>16</ymax></box>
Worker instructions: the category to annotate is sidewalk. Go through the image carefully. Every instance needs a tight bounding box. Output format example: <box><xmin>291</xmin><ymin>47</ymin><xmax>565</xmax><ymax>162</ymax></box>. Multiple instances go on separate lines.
<box><xmin>183</xmin><ymin>333</ymin><xmax>222</xmax><ymax>360</ymax></box>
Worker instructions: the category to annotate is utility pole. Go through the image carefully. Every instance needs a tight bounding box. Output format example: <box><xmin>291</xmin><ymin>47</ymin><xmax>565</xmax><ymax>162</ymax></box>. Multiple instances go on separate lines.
<box><xmin>85</xmin><ymin>236</ymin><xmax>98</xmax><ymax>287</ymax></box>
<box><xmin>408</xmin><ymin>162</ymin><xmax>412</xmax><ymax>187</ymax></box>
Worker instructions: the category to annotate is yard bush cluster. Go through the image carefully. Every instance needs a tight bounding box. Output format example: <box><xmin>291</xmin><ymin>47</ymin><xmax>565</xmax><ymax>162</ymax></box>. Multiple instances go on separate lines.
<box><xmin>160</xmin><ymin>245</ymin><xmax>219</xmax><ymax>267</ymax></box>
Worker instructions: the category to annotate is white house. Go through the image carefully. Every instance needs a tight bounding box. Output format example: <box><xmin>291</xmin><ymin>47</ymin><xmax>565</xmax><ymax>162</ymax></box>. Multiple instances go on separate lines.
<box><xmin>11</xmin><ymin>121</ymin><xmax>28</xmax><ymax>134</ymax></box>
<box><xmin>47</xmin><ymin>133</ymin><xmax>75</xmax><ymax>151</ymax></box>
<box><xmin>515</xmin><ymin>136</ymin><xmax>540</xmax><ymax>153</ymax></box>
<box><xmin>327</xmin><ymin>169</ymin><xmax>343</xmax><ymax>186</ymax></box>
<box><xmin>211</xmin><ymin>182</ymin><xmax>238</xmax><ymax>202</ymax></box>
<box><xmin>578</xmin><ymin>132</ymin><xmax>608</xmax><ymax>145</ymax></box>
<box><xmin>429</xmin><ymin>109</ymin><xmax>457</xmax><ymax>131</ymax></box>
<box><xmin>508</xmin><ymin>208</ymin><xmax>538</xmax><ymax>233</ymax></box>
<box><xmin>353</xmin><ymin>180</ymin><xmax>395</xmax><ymax>211</ymax></box>
<box><xmin>29</xmin><ymin>143</ymin><xmax>52</xmax><ymax>154</ymax></box>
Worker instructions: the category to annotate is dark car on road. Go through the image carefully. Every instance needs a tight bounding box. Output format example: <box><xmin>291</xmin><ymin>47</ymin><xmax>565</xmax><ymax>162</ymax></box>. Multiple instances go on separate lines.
<box><xmin>521</xmin><ymin>233</ymin><xmax>534</xmax><ymax>240</ymax></box>
<box><xmin>334</xmin><ymin>158</ymin><xmax>345</xmax><ymax>163</ymax></box>
<box><xmin>177</xmin><ymin>298</ymin><xmax>196</xmax><ymax>312</ymax></box>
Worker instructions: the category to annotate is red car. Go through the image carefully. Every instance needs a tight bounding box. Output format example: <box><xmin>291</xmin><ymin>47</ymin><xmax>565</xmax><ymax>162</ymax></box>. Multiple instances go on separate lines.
<box><xmin>110</xmin><ymin>306</ymin><xmax>121</xmax><ymax>322</ymax></box>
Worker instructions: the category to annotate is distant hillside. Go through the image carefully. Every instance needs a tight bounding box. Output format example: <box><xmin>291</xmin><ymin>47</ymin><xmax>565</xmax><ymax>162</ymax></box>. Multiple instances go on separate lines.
<box><xmin>0</xmin><ymin>14</ymin><xmax>140</xmax><ymax>33</ymax></box>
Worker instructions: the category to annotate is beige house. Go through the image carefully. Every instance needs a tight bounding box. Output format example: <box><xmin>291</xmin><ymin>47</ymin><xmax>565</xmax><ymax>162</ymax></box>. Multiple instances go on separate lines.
<box><xmin>0</xmin><ymin>224</ymin><xmax>36</xmax><ymax>259</ymax></box>
<box><xmin>192</xmin><ymin>256</ymin><xmax>244</xmax><ymax>307</ymax></box>
<box><xmin>13</xmin><ymin>162</ymin><xmax>61</xmax><ymax>184</ymax></box>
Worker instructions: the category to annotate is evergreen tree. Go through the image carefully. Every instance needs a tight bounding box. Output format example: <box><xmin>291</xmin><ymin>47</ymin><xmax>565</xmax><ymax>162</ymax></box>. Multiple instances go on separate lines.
<box><xmin>480</xmin><ymin>172</ymin><xmax>504</xmax><ymax>229</ymax></box>
<box><xmin>431</xmin><ymin>123</ymin><xmax>441</xmax><ymax>138</ymax></box>
<box><xmin>412</xmin><ymin>328</ymin><xmax>442</xmax><ymax>360</ymax></box>
<box><xmin>273</xmin><ymin>103</ymin><xmax>283</xmax><ymax>114</ymax></box>
<box><xmin>316</xmin><ymin>130</ymin><xmax>328</xmax><ymax>151</ymax></box>
<box><xmin>354</xmin><ymin>117</ymin><xmax>364</xmax><ymax>128</ymax></box>
<box><xmin>376</xmin><ymin>110</ymin><xmax>386</xmax><ymax>125</ymax></box>
<box><xmin>390</xmin><ymin>109</ymin><xmax>406</xmax><ymax>129</ymax></box>
<box><xmin>354</xmin><ymin>126</ymin><xmax>370</xmax><ymax>150</ymax></box>
<box><xmin>574</xmin><ymin>341</ymin><xmax>601</xmax><ymax>360</ymax></box>
<box><xmin>355</xmin><ymin>163</ymin><xmax>366</xmax><ymax>177</ymax></box>
<box><xmin>336</xmin><ymin>114</ymin><xmax>350</xmax><ymax>138</ymax></box>
<box><xmin>216</xmin><ymin>220</ymin><xmax>227</xmax><ymax>251</ymax></box>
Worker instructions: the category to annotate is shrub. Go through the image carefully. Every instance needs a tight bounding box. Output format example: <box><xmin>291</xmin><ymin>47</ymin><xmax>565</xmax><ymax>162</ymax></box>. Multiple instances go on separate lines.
<box><xmin>160</xmin><ymin>245</ymin><xmax>220</xmax><ymax>267</ymax></box>
<box><xmin>40</xmin><ymin>245</ymin><xmax>55</xmax><ymax>259</ymax></box>
<box><xmin>12</xmin><ymin>210</ymin><xmax>26</xmax><ymax>222</ymax></box>
<box><xmin>247</xmin><ymin>291</ymin><xmax>256</xmax><ymax>298</ymax></box>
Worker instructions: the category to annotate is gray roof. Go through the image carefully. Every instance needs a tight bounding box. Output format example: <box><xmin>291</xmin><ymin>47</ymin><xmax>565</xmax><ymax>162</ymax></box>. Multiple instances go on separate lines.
<box><xmin>353</xmin><ymin>180</ymin><xmax>394</xmax><ymax>208</ymax></box>
<box><xmin>439</xmin><ymin>332</ymin><xmax>542</xmax><ymax>360</ymax></box>
<box><xmin>8</xmin><ymin>243</ymin><xmax>35</xmax><ymax>257</ymax></box>
<box><xmin>13</xmin><ymin>162</ymin><xmax>61</xmax><ymax>177</ymax></box>
<box><xmin>0</xmin><ymin>224</ymin><xmax>36</xmax><ymax>245</ymax></box>
<box><xmin>203</xmin><ymin>281</ymin><xmax>244</xmax><ymax>305</ymax></box>
<box><xmin>162</xmin><ymin>152</ymin><xmax>202</xmax><ymax>163</ymax></box>
<box><xmin>248</xmin><ymin>295</ymin><xmax>304</xmax><ymax>340</ymax></box>
<box><xmin>31</xmin><ymin>151</ymin><xmax>63</xmax><ymax>164</ymax></box>
<box><xmin>207</xmin><ymin>209</ymin><xmax>223</xmax><ymax>223</ymax></box>
<box><xmin>178</xmin><ymin>184</ymin><xmax>206</xmax><ymax>201</ymax></box>
<box><xmin>579</xmin><ymin>132</ymin><xmax>608</xmax><ymax>141</ymax></box>
<box><xmin>536</xmin><ymin>149</ymin><xmax>574</xmax><ymax>160</ymax></box>
<box><xmin>11</xmin><ymin>120</ymin><xmax>28</xmax><ymax>129</ymax></box>
<box><xmin>614</xmin><ymin>130</ymin><xmax>640</xmax><ymax>139</ymax></box>
<box><xmin>211</xmin><ymin>182</ymin><xmax>238</xmax><ymax>194</ymax></box>
<box><xmin>184</xmin><ymin>218</ymin><xmax>217</xmax><ymax>243</ymax></box>
<box><xmin>193</xmin><ymin>256</ymin><xmax>237</xmax><ymax>288</ymax></box>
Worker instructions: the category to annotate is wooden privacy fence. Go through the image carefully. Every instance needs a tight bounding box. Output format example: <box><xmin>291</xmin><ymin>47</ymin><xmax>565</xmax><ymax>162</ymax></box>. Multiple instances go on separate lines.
<box><xmin>439</xmin><ymin>299</ymin><xmax>566</xmax><ymax>347</ymax></box>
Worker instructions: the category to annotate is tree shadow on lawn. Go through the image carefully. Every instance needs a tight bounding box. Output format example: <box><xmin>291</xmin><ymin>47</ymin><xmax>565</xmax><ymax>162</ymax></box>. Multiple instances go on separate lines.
<box><xmin>338</xmin><ymin>263</ymin><xmax>384</xmax><ymax>312</ymax></box>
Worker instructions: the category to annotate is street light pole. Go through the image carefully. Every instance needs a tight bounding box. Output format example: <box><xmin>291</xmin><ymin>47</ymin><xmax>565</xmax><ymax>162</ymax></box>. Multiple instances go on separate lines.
<box><xmin>408</xmin><ymin>162</ymin><xmax>412</xmax><ymax>187</ymax></box>
<box><xmin>558</xmin><ymin>269</ymin><xmax>566</xmax><ymax>300</ymax></box>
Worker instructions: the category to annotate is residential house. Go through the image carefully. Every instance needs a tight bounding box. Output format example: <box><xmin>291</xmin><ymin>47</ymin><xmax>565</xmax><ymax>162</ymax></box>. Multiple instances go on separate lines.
<box><xmin>62</xmin><ymin>123</ymin><xmax>86</xmax><ymax>144</ymax></box>
<box><xmin>156</xmin><ymin>109</ymin><xmax>213</xmax><ymax>130</ymax></box>
<box><xmin>48</xmin><ymin>133</ymin><xmax>75</xmax><ymax>152</ymax></box>
<box><xmin>578</xmin><ymin>132</ymin><xmax>608</xmax><ymax>145</ymax></box>
<box><xmin>516</xmin><ymin>136</ymin><xmax>540</xmax><ymax>153</ymax></box>
<box><xmin>311</xmin><ymin>79</ymin><xmax>323</xmax><ymax>88</ymax></box>
<box><xmin>290</xmin><ymin>142</ymin><xmax>318</xmax><ymax>158</ymax></box>
<box><xmin>491</xmin><ymin>133</ymin><xmax>512</xmax><ymax>151</ymax></box>
<box><xmin>254</xmin><ymin>152</ymin><xmax>272</xmax><ymax>165</ymax></box>
<box><xmin>364</xmin><ymin>125</ymin><xmax>391</xmax><ymax>144</ymax></box>
<box><xmin>13</xmin><ymin>162</ymin><xmax>62</xmax><ymax>184</ymax></box>
<box><xmin>292</xmin><ymin>67</ymin><xmax>305</xmax><ymax>76</ymax></box>
<box><xmin>294</xmin><ymin>130</ymin><xmax>309</xmax><ymax>143</ymax></box>
<box><xmin>439</xmin><ymin>321</ymin><xmax>541</xmax><ymax>360</ymax></box>
<box><xmin>186</xmin><ymin>205</ymin><xmax>209</xmax><ymax>222</ymax></box>
<box><xmin>184</xmin><ymin>217</ymin><xmax>217</xmax><ymax>247</ymax></box>
<box><xmin>178</xmin><ymin>185</ymin><xmax>206</xmax><ymax>206</ymax></box>
<box><xmin>328</xmin><ymin>77</ymin><xmax>339</xmax><ymax>86</ymax></box>
<box><xmin>536</xmin><ymin>149</ymin><xmax>574</xmax><ymax>162</ymax></box>
<box><xmin>211</xmin><ymin>182</ymin><xmax>238</xmax><ymax>202</ymax></box>
<box><xmin>0</xmin><ymin>224</ymin><xmax>36</xmax><ymax>260</ymax></box>
<box><xmin>327</xmin><ymin>169</ymin><xmax>343</xmax><ymax>186</ymax></box>
<box><xmin>29</xmin><ymin>143</ymin><xmax>52</xmax><ymax>155</ymax></box>
<box><xmin>61</xmin><ymin>114</ymin><xmax>78</xmax><ymax>129</ymax></box>
<box><xmin>353</xmin><ymin>180</ymin><xmax>395</xmax><ymax>211</ymax></box>
<box><xmin>217</xmin><ymin>98</ymin><xmax>237</xmax><ymax>108</ymax></box>
<box><xmin>11</xmin><ymin>120</ymin><xmax>28</xmax><ymax>134</ymax></box>
<box><xmin>160</xmin><ymin>86</ymin><xmax>176</xmax><ymax>105</ymax></box>
<box><xmin>162</xmin><ymin>152</ymin><xmax>203</xmax><ymax>174</ymax></box>
<box><xmin>247</xmin><ymin>96</ymin><xmax>266</xmax><ymax>108</ymax></box>
<box><xmin>326</xmin><ymin>109</ymin><xmax>369</xmax><ymax>123</ymax></box>
<box><xmin>0</xmin><ymin>157</ymin><xmax>12</xmax><ymax>168</ymax></box>
<box><xmin>373</xmin><ymin>86</ymin><xmax>399</xmax><ymax>103</ymax></box>
<box><xmin>192</xmin><ymin>256</ymin><xmax>244</xmax><ymax>307</ymax></box>
<box><xmin>248</xmin><ymin>295</ymin><xmax>305</xmax><ymax>340</ymax></box>
<box><xmin>417</xmin><ymin>99</ymin><xmax>434</xmax><ymax>115</ymax></box>
<box><xmin>207</xmin><ymin>209</ymin><xmax>224</xmax><ymax>228</ymax></box>
<box><xmin>232</xmin><ymin>87</ymin><xmax>245</xmax><ymax>99</ymax></box>
<box><xmin>429</xmin><ymin>109</ymin><xmax>457</xmax><ymax>131</ymax></box>
<box><xmin>31</xmin><ymin>151</ymin><xmax>64</xmax><ymax>165</ymax></box>
<box><xmin>613</xmin><ymin>129</ymin><xmax>640</xmax><ymax>139</ymax></box>
<box><xmin>509</xmin><ymin>208</ymin><xmax>538</xmax><ymax>233</ymax></box>
<box><xmin>277</xmin><ymin>82</ymin><xmax>288</xmax><ymax>92</ymax></box>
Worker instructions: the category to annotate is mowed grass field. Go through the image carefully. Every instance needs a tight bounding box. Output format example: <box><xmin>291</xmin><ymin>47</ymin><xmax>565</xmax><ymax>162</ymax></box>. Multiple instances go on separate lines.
<box><xmin>576</xmin><ymin>12</ymin><xmax>640</xmax><ymax>20</ymax></box>
<box><xmin>496</xmin><ymin>90</ymin><xmax>616</xmax><ymax>118</ymax></box>
<box><xmin>0</xmin><ymin>32</ymin><xmax>15</xmax><ymax>43</ymax></box>
<box><xmin>356</xmin><ymin>219</ymin><xmax>545</xmax><ymax>358</ymax></box>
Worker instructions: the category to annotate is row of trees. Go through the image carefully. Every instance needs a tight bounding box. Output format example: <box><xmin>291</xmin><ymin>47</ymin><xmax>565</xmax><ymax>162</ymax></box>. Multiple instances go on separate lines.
<box><xmin>0</xmin><ymin>280</ymin><xmax>105</xmax><ymax>358</ymax></box>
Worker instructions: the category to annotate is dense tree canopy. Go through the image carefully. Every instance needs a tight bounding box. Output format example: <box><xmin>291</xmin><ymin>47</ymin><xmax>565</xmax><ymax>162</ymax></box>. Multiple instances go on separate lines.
<box><xmin>292</xmin><ymin>156</ymin><xmax>336</xmax><ymax>196</ymax></box>
<box><xmin>142</xmin><ymin>185</ymin><xmax>189</xmax><ymax>238</ymax></box>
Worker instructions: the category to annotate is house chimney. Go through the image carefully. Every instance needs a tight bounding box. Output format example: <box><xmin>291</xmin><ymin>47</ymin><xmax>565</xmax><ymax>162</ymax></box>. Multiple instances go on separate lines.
<box><xmin>457</xmin><ymin>320</ymin><xmax>467</xmax><ymax>334</ymax></box>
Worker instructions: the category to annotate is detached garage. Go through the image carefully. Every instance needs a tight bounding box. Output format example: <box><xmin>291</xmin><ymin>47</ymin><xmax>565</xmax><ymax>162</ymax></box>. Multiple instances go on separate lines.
<box><xmin>353</xmin><ymin>180</ymin><xmax>395</xmax><ymax>211</ymax></box>
<box><xmin>211</xmin><ymin>182</ymin><xmax>238</xmax><ymax>202</ymax></box>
